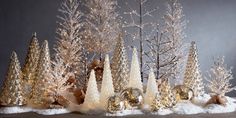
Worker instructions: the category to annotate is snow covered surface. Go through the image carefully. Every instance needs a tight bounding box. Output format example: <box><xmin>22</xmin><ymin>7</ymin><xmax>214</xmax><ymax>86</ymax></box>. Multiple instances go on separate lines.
<box><xmin>0</xmin><ymin>95</ymin><xmax>236</xmax><ymax>116</ymax></box>
<box><xmin>0</xmin><ymin>107</ymin><xmax>71</xmax><ymax>115</ymax></box>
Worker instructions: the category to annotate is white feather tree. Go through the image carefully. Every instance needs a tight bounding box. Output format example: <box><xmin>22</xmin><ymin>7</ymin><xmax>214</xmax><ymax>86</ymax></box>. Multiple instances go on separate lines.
<box><xmin>55</xmin><ymin>0</ymin><xmax>84</xmax><ymax>88</ymax></box>
<box><xmin>83</xmin><ymin>70</ymin><xmax>100</xmax><ymax>110</ymax></box>
<box><xmin>83</xmin><ymin>0</ymin><xmax>120</xmax><ymax>58</ymax></box>
<box><xmin>127</xmin><ymin>47</ymin><xmax>143</xmax><ymax>92</ymax></box>
<box><xmin>100</xmin><ymin>55</ymin><xmax>115</xmax><ymax>110</ymax></box>
<box><xmin>206</xmin><ymin>57</ymin><xmax>236</xmax><ymax>96</ymax></box>
<box><xmin>145</xmin><ymin>68</ymin><xmax>158</xmax><ymax>106</ymax></box>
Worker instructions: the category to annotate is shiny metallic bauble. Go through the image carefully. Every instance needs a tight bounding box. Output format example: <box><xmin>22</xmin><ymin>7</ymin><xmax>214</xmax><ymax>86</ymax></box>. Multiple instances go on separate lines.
<box><xmin>107</xmin><ymin>95</ymin><xmax>124</xmax><ymax>113</ymax></box>
<box><xmin>120</xmin><ymin>88</ymin><xmax>144</xmax><ymax>109</ymax></box>
<box><xmin>173</xmin><ymin>85</ymin><xmax>194</xmax><ymax>101</ymax></box>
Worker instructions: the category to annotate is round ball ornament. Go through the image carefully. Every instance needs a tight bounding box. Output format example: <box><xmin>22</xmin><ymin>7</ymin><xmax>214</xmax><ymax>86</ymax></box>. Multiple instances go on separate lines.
<box><xmin>107</xmin><ymin>95</ymin><xmax>124</xmax><ymax>113</ymax></box>
<box><xmin>173</xmin><ymin>85</ymin><xmax>194</xmax><ymax>101</ymax></box>
<box><xmin>120</xmin><ymin>88</ymin><xmax>144</xmax><ymax>109</ymax></box>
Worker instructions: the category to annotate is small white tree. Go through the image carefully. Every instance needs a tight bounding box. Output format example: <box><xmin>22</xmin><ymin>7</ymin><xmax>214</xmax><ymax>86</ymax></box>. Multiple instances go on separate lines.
<box><xmin>127</xmin><ymin>47</ymin><xmax>143</xmax><ymax>92</ymax></box>
<box><xmin>206</xmin><ymin>57</ymin><xmax>236</xmax><ymax>96</ymax></box>
<box><xmin>83</xmin><ymin>70</ymin><xmax>100</xmax><ymax>110</ymax></box>
<box><xmin>145</xmin><ymin>68</ymin><xmax>158</xmax><ymax>106</ymax></box>
<box><xmin>100</xmin><ymin>55</ymin><xmax>115</xmax><ymax>110</ymax></box>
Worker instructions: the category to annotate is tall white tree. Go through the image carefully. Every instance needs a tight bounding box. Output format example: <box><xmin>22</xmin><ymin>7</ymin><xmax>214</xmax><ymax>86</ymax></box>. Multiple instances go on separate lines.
<box><xmin>127</xmin><ymin>48</ymin><xmax>143</xmax><ymax>92</ymax></box>
<box><xmin>206</xmin><ymin>57</ymin><xmax>236</xmax><ymax>96</ymax></box>
<box><xmin>183</xmin><ymin>41</ymin><xmax>204</xmax><ymax>97</ymax></box>
<box><xmin>123</xmin><ymin>0</ymin><xmax>157</xmax><ymax>80</ymax></box>
<box><xmin>83</xmin><ymin>70</ymin><xmax>100</xmax><ymax>110</ymax></box>
<box><xmin>55</xmin><ymin>0</ymin><xmax>84</xmax><ymax>88</ymax></box>
<box><xmin>83</xmin><ymin>0</ymin><xmax>120</xmax><ymax>58</ymax></box>
<box><xmin>144</xmin><ymin>68</ymin><xmax>158</xmax><ymax>106</ymax></box>
<box><xmin>100</xmin><ymin>55</ymin><xmax>115</xmax><ymax>110</ymax></box>
<box><xmin>111</xmin><ymin>34</ymin><xmax>129</xmax><ymax>92</ymax></box>
<box><xmin>162</xmin><ymin>0</ymin><xmax>186</xmax><ymax>84</ymax></box>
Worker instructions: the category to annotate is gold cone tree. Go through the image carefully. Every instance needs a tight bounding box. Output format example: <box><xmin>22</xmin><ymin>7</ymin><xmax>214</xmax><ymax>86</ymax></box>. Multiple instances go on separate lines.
<box><xmin>183</xmin><ymin>41</ymin><xmax>204</xmax><ymax>97</ymax></box>
<box><xmin>159</xmin><ymin>79</ymin><xmax>176</xmax><ymax>108</ymax></box>
<box><xmin>22</xmin><ymin>33</ymin><xmax>40</xmax><ymax>99</ymax></box>
<box><xmin>111</xmin><ymin>34</ymin><xmax>129</xmax><ymax>92</ymax></box>
<box><xmin>30</xmin><ymin>40</ymin><xmax>52</xmax><ymax>107</ymax></box>
<box><xmin>0</xmin><ymin>52</ymin><xmax>26</xmax><ymax>106</ymax></box>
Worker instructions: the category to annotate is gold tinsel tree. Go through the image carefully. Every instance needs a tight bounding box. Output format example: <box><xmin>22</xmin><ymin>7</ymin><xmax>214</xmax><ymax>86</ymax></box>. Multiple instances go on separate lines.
<box><xmin>111</xmin><ymin>34</ymin><xmax>129</xmax><ymax>92</ymax></box>
<box><xmin>22</xmin><ymin>33</ymin><xmax>40</xmax><ymax>100</ymax></box>
<box><xmin>159</xmin><ymin>79</ymin><xmax>176</xmax><ymax>108</ymax></box>
<box><xmin>0</xmin><ymin>52</ymin><xmax>26</xmax><ymax>106</ymax></box>
<box><xmin>30</xmin><ymin>40</ymin><xmax>52</xmax><ymax>107</ymax></box>
<box><xmin>183</xmin><ymin>41</ymin><xmax>204</xmax><ymax>97</ymax></box>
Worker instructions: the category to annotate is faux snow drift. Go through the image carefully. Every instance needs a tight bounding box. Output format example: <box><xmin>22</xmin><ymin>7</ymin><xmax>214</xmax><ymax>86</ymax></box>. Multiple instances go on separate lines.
<box><xmin>0</xmin><ymin>94</ymin><xmax>236</xmax><ymax>116</ymax></box>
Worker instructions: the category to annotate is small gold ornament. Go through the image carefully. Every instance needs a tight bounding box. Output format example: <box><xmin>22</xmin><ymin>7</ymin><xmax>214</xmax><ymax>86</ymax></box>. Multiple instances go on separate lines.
<box><xmin>107</xmin><ymin>95</ymin><xmax>124</xmax><ymax>113</ymax></box>
<box><xmin>120</xmin><ymin>88</ymin><xmax>144</xmax><ymax>109</ymax></box>
<box><xmin>173</xmin><ymin>85</ymin><xmax>194</xmax><ymax>102</ymax></box>
<box><xmin>151</xmin><ymin>94</ymin><xmax>164</xmax><ymax>112</ymax></box>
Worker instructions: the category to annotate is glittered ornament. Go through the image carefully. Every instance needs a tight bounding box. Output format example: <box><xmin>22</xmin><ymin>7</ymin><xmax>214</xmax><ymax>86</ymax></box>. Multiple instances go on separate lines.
<box><xmin>173</xmin><ymin>85</ymin><xmax>194</xmax><ymax>101</ymax></box>
<box><xmin>107</xmin><ymin>95</ymin><xmax>124</xmax><ymax>113</ymax></box>
<box><xmin>120</xmin><ymin>88</ymin><xmax>144</xmax><ymax>109</ymax></box>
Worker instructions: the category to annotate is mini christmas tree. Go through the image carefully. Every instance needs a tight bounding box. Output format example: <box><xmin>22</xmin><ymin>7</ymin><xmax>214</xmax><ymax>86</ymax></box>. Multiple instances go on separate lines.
<box><xmin>127</xmin><ymin>47</ymin><xmax>143</xmax><ymax>92</ymax></box>
<box><xmin>206</xmin><ymin>57</ymin><xmax>236</xmax><ymax>96</ymax></box>
<box><xmin>83</xmin><ymin>70</ymin><xmax>100</xmax><ymax>110</ymax></box>
<box><xmin>183</xmin><ymin>41</ymin><xmax>204</xmax><ymax>97</ymax></box>
<box><xmin>0</xmin><ymin>52</ymin><xmax>26</xmax><ymax>106</ymax></box>
<box><xmin>22</xmin><ymin>33</ymin><xmax>40</xmax><ymax>100</ymax></box>
<box><xmin>145</xmin><ymin>68</ymin><xmax>158</xmax><ymax>106</ymax></box>
<box><xmin>159</xmin><ymin>79</ymin><xmax>176</xmax><ymax>108</ymax></box>
<box><xmin>100</xmin><ymin>55</ymin><xmax>115</xmax><ymax>110</ymax></box>
<box><xmin>111</xmin><ymin>34</ymin><xmax>129</xmax><ymax>92</ymax></box>
<box><xmin>30</xmin><ymin>40</ymin><xmax>52</xmax><ymax>107</ymax></box>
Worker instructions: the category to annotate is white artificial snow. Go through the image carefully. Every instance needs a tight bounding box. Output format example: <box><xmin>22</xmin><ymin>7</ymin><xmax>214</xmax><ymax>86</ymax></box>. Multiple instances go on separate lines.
<box><xmin>0</xmin><ymin>106</ymin><xmax>32</xmax><ymax>114</ymax></box>
<box><xmin>173</xmin><ymin>101</ymin><xmax>205</xmax><ymax>114</ymax></box>
<box><xmin>34</xmin><ymin>108</ymin><xmax>70</xmax><ymax>115</ymax></box>
<box><xmin>0</xmin><ymin>95</ymin><xmax>235</xmax><ymax>116</ymax></box>
<box><xmin>106</xmin><ymin>109</ymin><xmax>143</xmax><ymax>116</ymax></box>
<box><xmin>0</xmin><ymin>107</ymin><xmax>71</xmax><ymax>115</ymax></box>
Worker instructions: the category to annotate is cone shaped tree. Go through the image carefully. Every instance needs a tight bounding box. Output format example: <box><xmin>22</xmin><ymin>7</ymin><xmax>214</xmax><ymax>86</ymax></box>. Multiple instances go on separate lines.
<box><xmin>22</xmin><ymin>33</ymin><xmax>40</xmax><ymax>99</ymax></box>
<box><xmin>159</xmin><ymin>79</ymin><xmax>176</xmax><ymax>108</ymax></box>
<box><xmin>0</xmin><ymin>52</ymin><xmax>26</xmax><ymax>106</ymax></box>
<box><xmin>83</xmin><ymin>70</ymin><xmax>100</xmax><ymax>109</ymax></box>
<box><xmin>127</xmin><ymin>48</ymin><xmax>143</xmax><ymax>92</ymax></box>
<box><xmin>100</xmin><ymin>55</ymin><xmax>114</xmax><ymax>110</ymax></box>
<box><xmin>183</xmin><ymin>41</ymin><xmax>204</xmax><ymax>97</ymax></box>
<box><xmin>30</xmin><ymin>40</ymin><xmax>52</xmax><ymax>107</ymax></box>
<box><xmin>111</xmin><ymin>34</ymin><xmax>129</xmax><ymax>92</ymax></box>
<box><xmin>145</xmin><ymin>68</ymin><xmax>158</xmax><ymax>106</ymax></box>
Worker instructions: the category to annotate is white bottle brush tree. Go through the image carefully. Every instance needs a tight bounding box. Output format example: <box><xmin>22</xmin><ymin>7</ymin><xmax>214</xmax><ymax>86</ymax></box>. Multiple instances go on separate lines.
<box><xmin>127</xmin><ymin>47</ymin><xmax>143</xmax><ymax>92</ymax></box>
<box><xmin>83</xmin><ymin>70</ymin><xmax>100</xmax><ymax>110</ymax></box>
<box><xmin>206</xmin><ymin>57</ymin><xmax>236</xmax><ymax>96</ymax></box>
<box><xmin>100</xmin><ymin>55</ymin><xmax>115</xmax><ymax>110</ymax></box>
<box><xmin>144</xmin><ymin>68</ymin><xmax>159</xmax><ymax>107</ymax></box>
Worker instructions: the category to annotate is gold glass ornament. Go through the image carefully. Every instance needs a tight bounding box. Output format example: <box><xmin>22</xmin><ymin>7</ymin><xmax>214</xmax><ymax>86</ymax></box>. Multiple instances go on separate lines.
<box><xmin>107</xmin><ymin>95</ymin><xmax>124</xmax><ymax>113</ymax></box>
<box><xmin>120</xmin><ymin>88</ymin><xmax>144</xmax><ymax>109</ymax></box>
<box><xmin>173</xmin><ymin>85</ymin><xmax>194</xmax><ymax>101</ymax></box>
